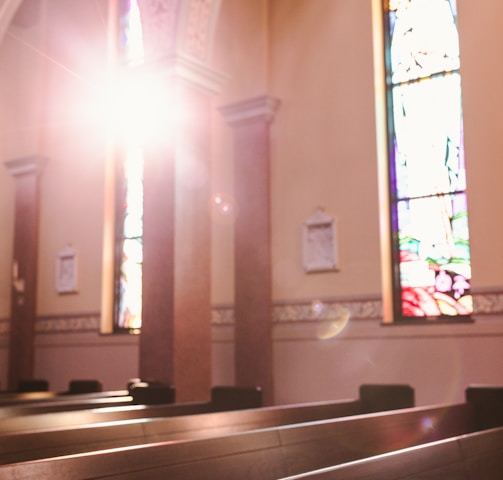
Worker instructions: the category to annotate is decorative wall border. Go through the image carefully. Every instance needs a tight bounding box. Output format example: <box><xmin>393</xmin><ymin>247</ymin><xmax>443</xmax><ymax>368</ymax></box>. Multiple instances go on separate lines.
<box><xmin>35</xmin><ymin>313</ymin><xmax>101</xmax><ymax>333</ymax></box>
<box><xmin>0</xmin><ymin>289</ymin><xmax>502</xmax><ymax>335</ymax></box>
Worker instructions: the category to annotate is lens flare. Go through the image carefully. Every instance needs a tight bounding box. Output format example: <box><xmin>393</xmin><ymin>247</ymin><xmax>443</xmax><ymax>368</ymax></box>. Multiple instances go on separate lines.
<box><xmin>421</xmin><ymin>416</ymin><xmax>435</xmax><ymax>432</ymax></box>
<box><xmin>314</xmin><ymin>303</ymin><xmax>351</xmax><ymax>340</ymax></box>
<box><xmin>210</xmin><ymin>193</ymin><xmax>237</xmax><ymax>224</ymax></box>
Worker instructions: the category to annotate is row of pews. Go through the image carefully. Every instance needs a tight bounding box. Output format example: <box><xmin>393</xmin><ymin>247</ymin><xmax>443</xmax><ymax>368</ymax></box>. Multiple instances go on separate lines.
<box><xmin>0</xmin><ymin>382</ymin><xmax>501</xmax><ymax>478</ymax></box>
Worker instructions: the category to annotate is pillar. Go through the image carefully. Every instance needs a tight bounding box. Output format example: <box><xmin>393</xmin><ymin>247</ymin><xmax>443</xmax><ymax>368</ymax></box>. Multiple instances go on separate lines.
<box><xmin>219</xmin><ymin>94</ymin><xmax>280</xmax><ymax>406</ymax></box>
<box><xmin>5</xmin><ymin>155</ymin><xmax>46</xmax><ymax>391</ymax></box>
<box><xmin>136</xmin><ymin>0</ymin><xmax>226</xmax><ymax>403</ymax></box>
<box><xmin>140</xmin><ymin>56</ymin><xmax>227</xmax><ymax>402</ymax></box>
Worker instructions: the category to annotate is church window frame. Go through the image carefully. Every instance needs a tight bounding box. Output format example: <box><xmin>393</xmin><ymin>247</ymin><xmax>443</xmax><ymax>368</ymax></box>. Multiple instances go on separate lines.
<box><xmin>374</xmin><ymin>0</ymin><xmax>473</xmax><ymax>324</ymax></box>
<box><xmin>101</xmin><ymin>0</ymin><xmax>144</xmax><ymax>334</ymax></box>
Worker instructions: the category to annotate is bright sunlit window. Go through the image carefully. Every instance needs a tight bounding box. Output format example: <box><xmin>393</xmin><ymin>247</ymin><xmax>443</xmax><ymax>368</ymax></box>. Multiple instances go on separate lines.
<box><xmin>380</xmin><ymin>0</ymin><xmax>473</xmax><ymax>323</ymax></box>
<box><xmin>113</xmin><ymin>0</ymin><xmax>145</xmax><ymax>332</ymax></box>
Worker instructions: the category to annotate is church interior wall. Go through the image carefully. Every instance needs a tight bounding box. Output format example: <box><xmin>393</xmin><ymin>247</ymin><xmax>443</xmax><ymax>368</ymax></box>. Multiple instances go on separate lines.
<box><xmin>0</xmin><ymin>0</ymin><xmax>502</xmax><ymax>404</ymax></box>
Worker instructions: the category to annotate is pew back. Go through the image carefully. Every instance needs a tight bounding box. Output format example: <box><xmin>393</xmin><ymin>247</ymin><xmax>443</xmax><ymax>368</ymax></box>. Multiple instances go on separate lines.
<box><xmin>0</xmin><ymin>393</ymin><xmax>133</xmax><ymax>418</ymax></box>
<box><xmin>0</xmin><ymin>399</ymin><xmax>364</xmax><ymax>464</ymax></box>
<box><xmin>0</xmin><ymin>402</ymin><xmax>482</xmax><ymax>479</ymax></box>
<box><xmin>277</xmin><ymin>426</ymin><xmax>503</xmax><ymax>480</ymax></box>
<box><xmin>0</xmin><ymin>384</ymin><xmax>414</xmax><ymax>465</ymax></box>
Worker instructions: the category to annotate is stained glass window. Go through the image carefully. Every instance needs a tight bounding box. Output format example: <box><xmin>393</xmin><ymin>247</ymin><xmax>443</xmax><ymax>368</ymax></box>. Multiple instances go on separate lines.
<box><xmin>114</xmin><ymin>0</ymin><xmax>144</xmax><ymax>332</ymax></box>
<box><xmin>384</xmin><ymin>0</ymin><xmax>473</xmax><ymax>321</ymax></box>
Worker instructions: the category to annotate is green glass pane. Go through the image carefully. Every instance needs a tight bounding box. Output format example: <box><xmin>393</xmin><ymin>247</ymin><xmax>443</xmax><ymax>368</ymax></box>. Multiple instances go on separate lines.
<box><xmin>397</xmin><ymin>193</ymin><xmax>472</xmax><ymax>317</ymax></box>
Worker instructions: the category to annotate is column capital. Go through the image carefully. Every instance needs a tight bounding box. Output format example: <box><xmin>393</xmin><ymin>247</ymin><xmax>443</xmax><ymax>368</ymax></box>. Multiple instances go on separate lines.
<box><xmin>219</xmin><ymin>94</ymin><xmax>281</xmax><ymax>127</ymax></box>
<box><xmin>5</xmin><ymin>155</ymin><xmax>48</xmax><ymax>177</ymax></box>
<box><xmin>165</xmin><ymin>53</ymin><xmax>229</xmax><ymax>95</ymax></box>
<box><xmin>141</xmin><ymin>53</ymin><xmax>228</xmax><ymax>96</ymax></box>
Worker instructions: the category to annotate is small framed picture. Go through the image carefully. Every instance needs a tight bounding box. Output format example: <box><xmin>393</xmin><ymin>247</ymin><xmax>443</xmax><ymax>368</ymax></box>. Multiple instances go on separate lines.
<box><xmin>56</xmin><ymin>246</ymin><xmax>78</xmax><ymax>294</ymax></box>
<box><xmin>303</xmin><ymin>207</ymin><xmax>339</xmax><ymax>273</ymax></box>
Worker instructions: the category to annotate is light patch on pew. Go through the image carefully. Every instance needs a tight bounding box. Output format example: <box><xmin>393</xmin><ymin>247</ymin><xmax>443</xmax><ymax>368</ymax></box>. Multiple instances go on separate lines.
<box><xmin>312</xmin><ymin>301</ymin><xmax>350</xmax><ymax>339</ymax></box>
<box><xmin>420</xmin><ymin>416</ymin><xmax>435</xmax><ymax>432</ymax></box>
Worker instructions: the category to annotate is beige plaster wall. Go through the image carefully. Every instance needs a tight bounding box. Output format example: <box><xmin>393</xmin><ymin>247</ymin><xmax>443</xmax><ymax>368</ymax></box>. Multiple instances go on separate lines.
<box><xmin>457</xmin><ymin>0</ymin><xmax>503</xmax><ymax>289</ymax></box>
<box><xmin>269</xmin><ymin>0</ymin><xmax>380</xmax><ymax>301</ymax></box>
<box><xmin>210</xmin><ymin>0</ymin><xmax>271</xmax><ymax>304</ymax></box>
<box><xmin>0</xmin><ymin>1</ymin><xmax>109</xmax><ymax>318</ymax></box>
<box><xmin>35</xmin><ymin>0</ymin><xmax>108</xmax><ymax>315</ymax></box>
<box><xmin>272</xmin><ymin>317</ymin><xmax>503</xmax><ymax>406</ymax></box>
<box><xmin>0</xmin><ymin>15</ymin><xmax>44</xmax><ymax>317</ymax></box>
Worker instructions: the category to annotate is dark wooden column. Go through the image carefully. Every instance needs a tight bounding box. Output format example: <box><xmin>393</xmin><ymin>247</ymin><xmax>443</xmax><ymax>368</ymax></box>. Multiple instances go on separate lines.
<box><xmin>140</xmin><ymin>61</ymin><xmax>226</xmax><ymax>402</ymax></box>
<box><xmin>219</xmin><ymin>95</ymin><xmax>280</xmax><ymax>406</ymax></box>
<box><xmin>5</xmin><ymin>155</ymin><xmax>46</xmax><ymax>391</ymax></box>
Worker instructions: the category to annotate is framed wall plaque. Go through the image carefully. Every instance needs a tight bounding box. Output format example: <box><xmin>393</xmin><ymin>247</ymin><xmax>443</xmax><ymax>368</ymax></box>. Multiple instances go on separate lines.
<box><xmin>302</xmin><ymin>207</ymin><xmax>338</xmax><ymax>273</ymax></box>
<box><xmin>56</xmin><ymin>246</ymin><xmax>78</xmax><ymax>294</ymax></box>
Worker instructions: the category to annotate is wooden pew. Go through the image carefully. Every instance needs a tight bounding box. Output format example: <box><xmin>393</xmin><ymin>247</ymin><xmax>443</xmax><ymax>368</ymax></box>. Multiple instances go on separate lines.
<box><xmin>277</xmin><ymin>425</ymin><xmax>503</xmax><ymax>480</ymax></box>
<box><xmin>17</xmin><ymin>379</ymin><xmax>50</xmax><ymax>392</ymax></box>
<box><xmin>0</xmin><ymin>385</ymin><xmax>499</xmax><ymax>479</ymax></box>
<box><xmin>0</xmin><ymin>379</ymin><xmax>108</xmax><ymax>405</ymax></box>
<box><xmin>0</xmin><ymin>391</ymin><xmax>133</xmax><ymax>416</ymax></box>
<box><xmin>0</xmin><ymin>383</ymin><xmax>410</xmax><ymax>433</ymax></box>
<box><xmin>0</xmin><ymin>383</ymin><xmax>251</xmax><ymax>418</ymax></box>
<box><xmin>0</xmin><ymin>379</ymin><xmax>168</xmax><ymax>410</ymax></box>
<box><xmin>0</xmin><ymin>384</ymin><xmax>414</xmax><ymax>464</ymax></box>
<box><xmin>0</xmin><ymin>388</ymin><xmax>130</xmax><ymax>407</ymax></box>
<box><xmin>0</xmin><ymin>384</ymin><xmax>261</xmax><ymax>426</ymax></box>
<box><xmin>0</xmin><ymin>390</ymin><xmax>57</xmax><ymax>406</ymax></box>
<box><xmin>0</xmin><ymin>393</ymin><xmax>498</xmax><ymax>479</ymax></box>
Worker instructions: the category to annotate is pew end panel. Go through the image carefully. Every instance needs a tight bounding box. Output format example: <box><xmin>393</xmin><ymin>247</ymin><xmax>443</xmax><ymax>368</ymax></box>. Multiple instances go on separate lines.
<box><xmin>129</xmin><ymin>382</ymin><xmax>176</xmax><ymax>405</ymax></box>
<box><xmin>59</xmin><ymin>379</ymin><xmax>103</xmax><ymax>395</ymax></box>
<box><xmin>210</xmin><ymin>385</ymin><xmax>263</xmax><ymax>411</ymax></box>
<box><xmin>465</xmin><ymin>384</ymin><xmax>503</xmax><ymax>430</ymax></box>
<box><xmin>17</xmin><ymin>379</ymin><xmax>50</xmax><ymax>392</ymax></box>
<box><xmin>359</xmin><ymin>383</ymin><xmax>414</xmax><ymax>413</ymax></box>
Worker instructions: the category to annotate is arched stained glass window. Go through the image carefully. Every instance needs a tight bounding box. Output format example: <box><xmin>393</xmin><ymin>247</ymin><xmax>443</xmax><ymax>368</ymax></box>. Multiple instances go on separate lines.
<box><xmin>382</xmin><ymin>0</ymin><xmax>473</xmax><ymax>322</ymax></box>
<box><xmin>114</xmin><ymin>0</ymin><xmax>144</xmax><ymax>332</ymax></box>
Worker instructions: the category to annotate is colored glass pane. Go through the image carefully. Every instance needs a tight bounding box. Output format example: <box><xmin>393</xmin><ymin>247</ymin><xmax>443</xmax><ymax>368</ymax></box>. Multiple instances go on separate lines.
<box><xmin>116</xmin><ymin>237</ymin><xmax>143</xmax><ymax>329</ymax></box>
<box><xmin>115</xmin><ymin>0</ymin><xmax>144</xmax><ymax>331</ymax></box>
<box><xmin>119</xmin><ymin>0</ymin><xmax>144</xmax><ymax>66</ymax></box>
<box><xmin>123</xmin><ymin>147</ymin><xmax>143</xmax><ymax>238</ymax></box>
<box><xmin>385</xmin><ymin>0</ymin><xmax>472</xmax><ymax>320</ymax></box>
<box><xmin>392</xmin><ymin>73</ymin><xmax>465</xmax><ymax>200</ymax></box>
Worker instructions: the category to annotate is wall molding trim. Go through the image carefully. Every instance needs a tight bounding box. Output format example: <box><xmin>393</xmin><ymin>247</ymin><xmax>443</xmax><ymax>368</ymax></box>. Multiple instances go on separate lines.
<box><xmin>0</xmin><ymin>289</ymin><xmax>502</xmax><ymax>335</ymax></box>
